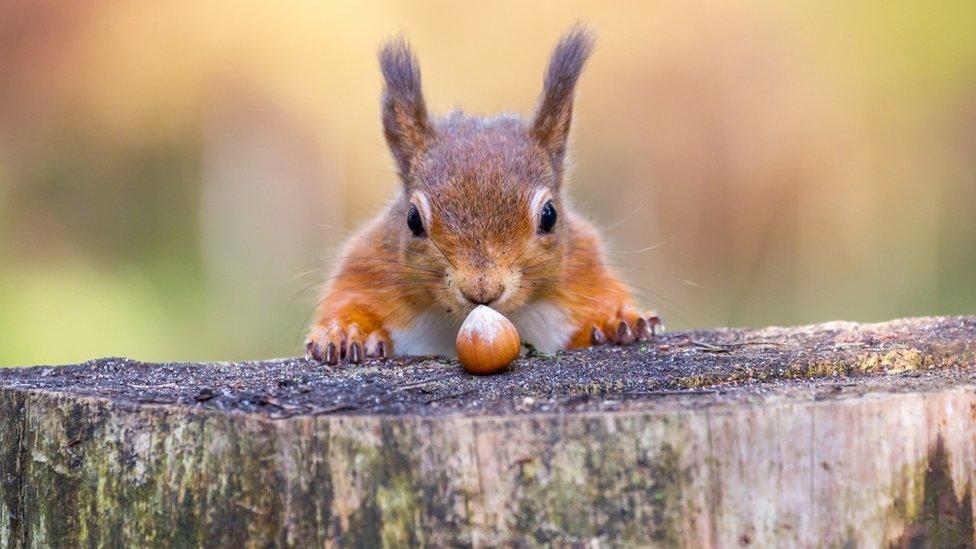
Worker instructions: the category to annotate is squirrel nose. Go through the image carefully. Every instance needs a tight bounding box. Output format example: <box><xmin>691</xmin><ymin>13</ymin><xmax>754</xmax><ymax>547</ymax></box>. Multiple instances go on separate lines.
<box><xmin>464</xmin><ymin>293</ymin><xmax>498</xmax><ymax>306</ymax></box>
<box><xmin>461</xmin><ymin>286</ymin><xmax>503</xmax><ymax>306</ymax></box>
<box><xmin>458</xmin><ymin>274</ymin><xmax>505</xmax><ymax>306</ymax></box>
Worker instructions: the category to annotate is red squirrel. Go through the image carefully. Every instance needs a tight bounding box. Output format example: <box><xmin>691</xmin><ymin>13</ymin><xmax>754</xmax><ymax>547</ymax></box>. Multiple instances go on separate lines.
<box><xmin>306</xmin><ymin>28</ymin><xmax>659</xmax><ymax>365</ymax></box>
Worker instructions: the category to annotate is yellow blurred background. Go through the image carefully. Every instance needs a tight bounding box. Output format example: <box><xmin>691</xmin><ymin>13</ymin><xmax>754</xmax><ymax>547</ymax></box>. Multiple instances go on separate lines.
<box><xmin>1</xmin><ymin>1</ymin><xmax>974</xmax><ymax>365</ymax></box>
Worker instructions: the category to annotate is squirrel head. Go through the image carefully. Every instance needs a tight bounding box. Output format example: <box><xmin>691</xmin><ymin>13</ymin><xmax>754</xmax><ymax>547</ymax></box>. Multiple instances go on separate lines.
<box><xmin>378</xmin><ymin>27</ymin><xmax>594</xmax><ymax>317</ymax></box>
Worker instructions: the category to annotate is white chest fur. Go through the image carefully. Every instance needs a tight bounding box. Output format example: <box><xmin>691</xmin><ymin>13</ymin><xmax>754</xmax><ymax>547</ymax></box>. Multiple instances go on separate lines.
<box><xmin>505</xmin><ymin>300</ymin><xmax>575</xmax><ymax>354</ymax></box>
<box><xmin>390</xmin><ymin>309</ymin><xmax>460</xmax><ymax>357</ymax></box>
<box><xmin>390</xmin><ymin>300</ymin><xmax>575</xmax><ymax>357</ymax></box>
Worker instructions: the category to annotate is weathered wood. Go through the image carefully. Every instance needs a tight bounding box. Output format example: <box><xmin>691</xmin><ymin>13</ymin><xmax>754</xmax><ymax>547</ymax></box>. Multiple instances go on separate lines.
<box><xmin>1</xmin><ymin>316</ymin><xmax>975</xmax><ymax>547</ymax></box>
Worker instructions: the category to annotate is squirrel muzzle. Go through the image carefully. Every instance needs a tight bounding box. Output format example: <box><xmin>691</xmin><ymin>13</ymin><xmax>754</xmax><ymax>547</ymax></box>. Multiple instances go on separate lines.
<box><xmin>454</xmin><ymin>268</ymin><xmax>507</xmax><ymax>306</ymax></box>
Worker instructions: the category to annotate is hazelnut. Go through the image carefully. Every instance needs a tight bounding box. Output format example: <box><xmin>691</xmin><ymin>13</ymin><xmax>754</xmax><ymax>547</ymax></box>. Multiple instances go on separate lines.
<box><xmin>456</xmin><ymin>305</ymin><xmax>521</xmax><ymax>374</ymax></box>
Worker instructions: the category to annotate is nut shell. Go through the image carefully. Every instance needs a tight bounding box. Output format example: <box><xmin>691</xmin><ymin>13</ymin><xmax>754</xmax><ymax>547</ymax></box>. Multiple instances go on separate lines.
<box><xmin>456</xmin><ymin>305</ymin><xmax>521</xmax><ymax>374</ymax></box>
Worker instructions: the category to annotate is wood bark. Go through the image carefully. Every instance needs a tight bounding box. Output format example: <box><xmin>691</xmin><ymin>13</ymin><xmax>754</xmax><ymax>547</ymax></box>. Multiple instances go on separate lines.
<box><xmin>1</xmin><ymin>316</ymin><xmax>975</xmax><ymax>547</ymax></box>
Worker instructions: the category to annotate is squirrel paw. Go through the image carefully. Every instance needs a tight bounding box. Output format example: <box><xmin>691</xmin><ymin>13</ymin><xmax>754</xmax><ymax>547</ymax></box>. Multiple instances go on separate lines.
<box><xmin>590</xmin><ymin>309</ymin><xmax>662</xmax><ymax>346</ymax></box>
<box><xmin>305</xmin><ymin>322</ymin><xmax>391</xmax><ymax>365</ymax></box>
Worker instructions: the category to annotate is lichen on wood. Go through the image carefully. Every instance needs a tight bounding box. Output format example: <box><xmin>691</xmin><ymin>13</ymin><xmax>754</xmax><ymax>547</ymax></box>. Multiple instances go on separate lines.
<box><xmin>1</xmin><ymin>316</ymin><xmax>975</xmax><ymax>546</ymax></box>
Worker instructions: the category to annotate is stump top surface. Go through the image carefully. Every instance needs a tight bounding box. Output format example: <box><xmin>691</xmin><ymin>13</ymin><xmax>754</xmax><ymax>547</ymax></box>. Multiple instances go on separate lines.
<box><xmin>3</xmin><ymin>316</ymin><xmax>975</xmax><ymax>417</ymax></box>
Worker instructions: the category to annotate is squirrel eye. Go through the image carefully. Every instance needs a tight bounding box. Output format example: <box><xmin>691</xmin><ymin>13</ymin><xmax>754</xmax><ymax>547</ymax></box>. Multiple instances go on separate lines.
<box><xmin>407</xmin><ymin>204</ymin><xmax>426</xmax><ymax>237</ymax></box>
<box><xmin>538</xmin><ymin>200</ymin><xmax>557</xmax><ymax>233</ymax></box>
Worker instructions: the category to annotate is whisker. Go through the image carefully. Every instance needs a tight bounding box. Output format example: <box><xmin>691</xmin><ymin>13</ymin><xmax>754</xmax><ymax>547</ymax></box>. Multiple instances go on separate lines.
<box><xmin>306</xmin><ymin>281</ymin><xmax>437</xmax><ymax>311</ymax></box>
<box><xmin>525</xmin><ymin>274</ymin><xmax>686</xmax><ymax>313</ymax></box>
<box><xmin>593</xmin><ymin>203</ymin><xmax>645</xmax><ymax>233</ymax></box>
<box><xmin>507</xmin><ymin>233</ymin><xmax>544</xmax><ymax>269</ymax></box>
<box><xmin>378</xmin><ymin>294</ymin><xmax>428</xmax><ymax>325</ymax></box>
<box><xmin>670</xmin><ymin>275</ymin><xmax>704</xmax><ymax>289</ymax></box>
<box><xmin>523</xmin><ymin>301</ymin><xmax>553</xmax><ymax>335</ymax></box>
<box><xmin>422</xmin><ymin>201</ymin><xmax>463</xmax><ymax>270</ymax></box>
<box><xmin>520</xmin><ymin>269</ymin><xmax>687</xmax><ymax>314</ymax></box>
<box><xmin>284</xmin><ymin>267</ymin><xmax>330</xmax><ymax>284</ymax></box>
<box><xmin>295</xmin><ymin>270</ymin><xmax>443</xmax><ymax>289</ymax></box>
<box><xmin>613</xmin><ymin>236</ymin><xmax>675</xmax><ymax>255</ymax></box>
<box><xmin>401</xmin><ymin>246</ymin><xmax>451</xmax><ymax>266</ymax></box>
<box><xmin>427</xmin><ymin>238</ymin><xmax>458</xmax><ymax>270</ymax></box>
<box><xmin>289</xmin><ymin>270</ymin><xmax>438</xmax><ymax>301</ymax></box>
<box><xmin>337</xmin><ymin>255</ymin><xmax>446</xmax><ymax>276</ymax></box>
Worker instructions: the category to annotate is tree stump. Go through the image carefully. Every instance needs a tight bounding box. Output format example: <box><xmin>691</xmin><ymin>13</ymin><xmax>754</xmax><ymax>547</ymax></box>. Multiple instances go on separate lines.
<box><xmin>2</xmin><ymin>316</ymin><xmax>976</xmax><ymax>547</ymax></box>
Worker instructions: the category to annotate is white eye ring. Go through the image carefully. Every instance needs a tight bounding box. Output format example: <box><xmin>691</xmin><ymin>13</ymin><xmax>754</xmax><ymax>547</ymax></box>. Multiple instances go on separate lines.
<box><xmin>529</xmin><ymin>188</ymin><xmax>552</xmax><ymax>225</ymax></box>
<box><xmin>410</xmin><ymin>191</ymin><xmax>433</xmax><ymax>227</ymax></box>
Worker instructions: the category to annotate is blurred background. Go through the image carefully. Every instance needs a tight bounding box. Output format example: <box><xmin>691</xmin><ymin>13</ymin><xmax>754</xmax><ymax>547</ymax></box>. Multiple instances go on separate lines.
<box><xmin>1</xmin><ymin>1</ymin><xmax>975</xmax><ymax>366</ymax></box>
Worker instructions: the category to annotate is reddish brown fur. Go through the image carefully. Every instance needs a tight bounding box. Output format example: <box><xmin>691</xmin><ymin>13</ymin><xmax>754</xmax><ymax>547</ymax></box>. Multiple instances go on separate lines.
<box><xmin>306</xmin><ymin>28</ymin><xmax>658</xmax><ymax>364</ymax></box>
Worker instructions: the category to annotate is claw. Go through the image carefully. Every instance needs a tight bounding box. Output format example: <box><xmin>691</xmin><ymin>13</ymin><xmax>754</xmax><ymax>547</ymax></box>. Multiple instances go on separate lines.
<box><xmin>647</xmin><ymin>315</ymin><xmax>662</xmax><ymax>336</ymax></box>
<box><xmin>635</xmin><ymin>317</ymin><xmax>652</xmax><ymax>341</ymax></box>
<box><xmin>305</xmin><ymin>340</ymin><xmax>320</xmax><ymax>361</ymax></box>
<box><xmin>325</xmin><ymin>342</ymin><xmax>339</xmax><ymax>365</ymax></box>
<box><xmin>615</xmin><ymin>320</ymin><xmax>635</xmax><ymax>345</ymax></box>
<box><xmin>349</xmin><ymin>342</ymin><xmax>363</xmax><ymax>364</ymax></box>
<box><xmin>365</xmin><ymin>332</ymin><xmax>390</xmax><ymax>360</ymax></box>
<box><xmin>309</xmin><ymin>321</ymin><xmax>388</xmax><ymax>366</ymax></box>
<box><xmin>591</xmin><ymin>325</ymin><xmax>607</xmax><ymax>345</ymax></box>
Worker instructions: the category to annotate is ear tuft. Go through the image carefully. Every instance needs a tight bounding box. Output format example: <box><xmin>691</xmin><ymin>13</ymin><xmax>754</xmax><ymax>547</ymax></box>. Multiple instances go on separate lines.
<box><xmin>379</xmin><ymin>37</ymin><xmax>433</xmax><ymax>180</ymax></box>
<box><xmin>531</xmin><ymin>26</ymin><xmax>594</xmax><ymax>169</ymax></box>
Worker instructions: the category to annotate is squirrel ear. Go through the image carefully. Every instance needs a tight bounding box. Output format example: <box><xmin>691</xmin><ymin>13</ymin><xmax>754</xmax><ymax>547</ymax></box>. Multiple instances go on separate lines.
<box><xmin>379</xmin><ymin>37</ymin><xmax>433</xmax><ymax>180</ymax></box>
<box><xmin>531</xmin><ymin>26</ymin><xmax>594</xmax><ymax>170</ymax></box>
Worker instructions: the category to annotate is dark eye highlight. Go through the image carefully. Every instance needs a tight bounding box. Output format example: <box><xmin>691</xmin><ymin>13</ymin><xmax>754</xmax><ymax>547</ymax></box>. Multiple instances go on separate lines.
<box><xmin>407</xmin><ymin>204</ymin><xmax>426</xmax><ymax>237</ymax></box>
<box><xmin>538</xmin><ymin>200</ymin><xmax>557</xmax><ymax>233</ymax></box>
